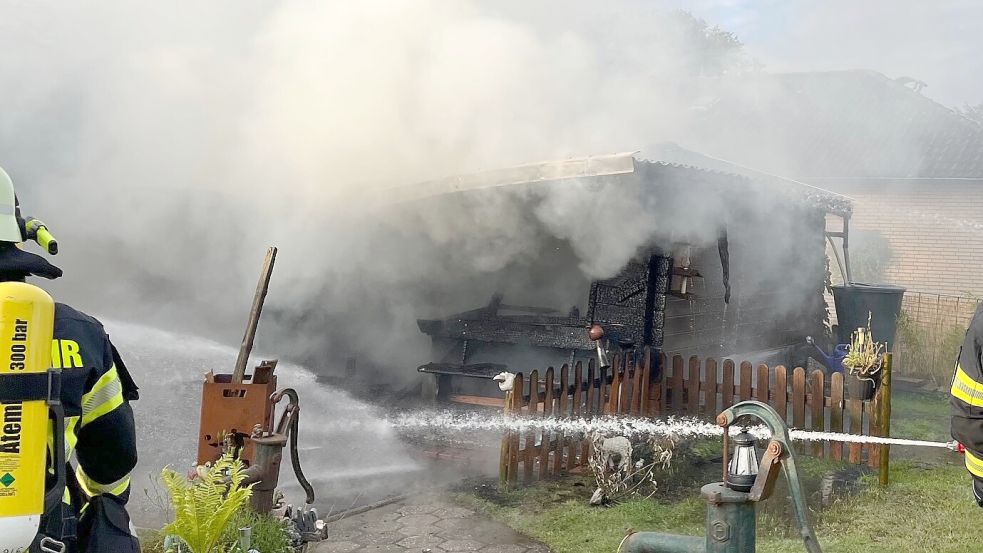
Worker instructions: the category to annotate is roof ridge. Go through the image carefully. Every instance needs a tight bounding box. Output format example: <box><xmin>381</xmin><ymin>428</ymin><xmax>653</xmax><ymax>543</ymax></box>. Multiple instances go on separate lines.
<box><xmin>775</xmin><ymin>69</ymin><xmax>983</xmax><ymax>130</ymax></box>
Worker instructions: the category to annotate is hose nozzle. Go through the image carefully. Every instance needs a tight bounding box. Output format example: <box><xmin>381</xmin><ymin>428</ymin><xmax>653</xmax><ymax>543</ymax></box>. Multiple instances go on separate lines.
<box><xmin>24</xmin><ymin>217</ymin><xmax>57</xmax><ymax>255</ymax></box>
<box><xmin>947</xmin><ymin>441</ymin><xmax>966</xmax><ymax>453</ymax></box>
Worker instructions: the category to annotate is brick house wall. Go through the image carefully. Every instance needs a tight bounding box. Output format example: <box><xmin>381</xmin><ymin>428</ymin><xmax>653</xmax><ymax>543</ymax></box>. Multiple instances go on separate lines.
<box><xmin>815</xmin><ymin>178</ymin><xmax>983</xmax><ymax>297</ymax></box>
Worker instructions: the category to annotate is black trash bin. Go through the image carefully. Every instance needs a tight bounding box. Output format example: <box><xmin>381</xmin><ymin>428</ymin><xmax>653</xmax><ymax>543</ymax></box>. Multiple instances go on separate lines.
<box><xmin>830</xmin><ymin>283</ymin><xmax>906</xmax><ymax>348</ymax></box>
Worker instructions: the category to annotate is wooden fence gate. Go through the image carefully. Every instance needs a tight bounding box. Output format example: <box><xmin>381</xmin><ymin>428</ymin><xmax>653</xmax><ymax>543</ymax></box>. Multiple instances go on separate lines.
<box><xmin>501</xmin><ymin>348</ymin><xmax>892</xmax><ymax>486</ymax></box>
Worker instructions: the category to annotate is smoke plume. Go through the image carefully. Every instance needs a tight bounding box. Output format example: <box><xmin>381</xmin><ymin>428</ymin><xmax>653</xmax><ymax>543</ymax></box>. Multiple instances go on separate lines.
<box><xmin>0</xmin><ymin>1</ymin><xmax>975</xmax><ymax>376</ymax></box>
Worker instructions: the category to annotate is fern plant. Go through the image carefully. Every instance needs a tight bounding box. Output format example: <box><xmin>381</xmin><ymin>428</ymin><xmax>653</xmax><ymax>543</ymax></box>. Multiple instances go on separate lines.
<box><xmin>161</xmin><ymin>454</ymin><xmax>255</xmax><ymax>553</ymax></box>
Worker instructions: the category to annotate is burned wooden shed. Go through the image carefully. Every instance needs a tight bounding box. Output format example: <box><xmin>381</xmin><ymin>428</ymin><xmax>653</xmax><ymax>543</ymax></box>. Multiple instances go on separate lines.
<box><xmin>406</xmin><ymin>147</ymin><xmax>852</xmax><ymax>401</ymax></box>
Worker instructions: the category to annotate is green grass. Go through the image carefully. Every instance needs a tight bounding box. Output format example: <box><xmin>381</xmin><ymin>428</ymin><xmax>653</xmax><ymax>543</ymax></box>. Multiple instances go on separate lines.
<box><xmin>459</xmin><ymin>461</ymin><xmax>977</xmax><ymax>553</ymax></box>
<box><xmin>454</xmin><ymin>477</ymin><xmax>705</xmax><ymax>552</ymax></box>
<box><xmin>760</xmin><ymin>462</ymin><xmax>977</xmax><ymax>553</ymax></box>
<box><xmin>890</xmin><ymin>391</ymin><xmax>950</xmax><ymax>442</ymax></box>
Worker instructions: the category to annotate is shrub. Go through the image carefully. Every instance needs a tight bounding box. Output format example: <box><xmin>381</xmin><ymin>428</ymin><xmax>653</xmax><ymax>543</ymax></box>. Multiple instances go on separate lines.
<box><xmin>895</xmin><ymin>310</ymin><xmax>965</xmax><ymax>386</ymax></box>
<box><xmin>161</xmin><ymin>454</ymin><xmax>255</xmax><ymax>553</ymax></box>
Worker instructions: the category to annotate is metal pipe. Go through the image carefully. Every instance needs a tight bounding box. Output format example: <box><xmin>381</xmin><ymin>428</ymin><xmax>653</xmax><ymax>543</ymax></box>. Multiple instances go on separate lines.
<box><xmin>620</xmin><ymin>532</ymin><xmax>705</xmax><ymax>553</ymax></box>
<box><xmin>238</xmin><ymin>527</ymin><xmax>251</xmax><ymax>552</ymax></box>
<box><xmin>621</xmin><ymin>483</ymin><xmax>757</xmax><ymax>553</ymax></box>
<box><xmin>241</xmin><ymin>434</ymin><xmax>288</xmax><ymax>513</ymax></box>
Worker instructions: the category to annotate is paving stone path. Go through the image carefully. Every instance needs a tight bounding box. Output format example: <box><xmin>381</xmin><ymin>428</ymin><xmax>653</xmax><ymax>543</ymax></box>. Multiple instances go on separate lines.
<box><xmin>312</xmin><ymin>496</ymin><xmax>549</xmax><ymax>553</ymax></box>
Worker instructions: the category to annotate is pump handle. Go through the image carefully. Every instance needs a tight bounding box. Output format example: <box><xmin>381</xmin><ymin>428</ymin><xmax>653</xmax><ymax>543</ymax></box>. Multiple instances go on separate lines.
<box><xmin>270</xmin><ymin>388</ymin><xmax>316</xmax><ymax>505</ymax></box>
<box><xmin>718</xmin><ymin>401</ymin><xmax>823</xmax><ymax>553</ymax></box>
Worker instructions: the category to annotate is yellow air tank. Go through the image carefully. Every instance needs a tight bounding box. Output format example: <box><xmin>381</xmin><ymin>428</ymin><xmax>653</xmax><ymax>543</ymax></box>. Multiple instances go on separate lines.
<box><xmin>0</xmin><ymin>282</ymin><xmax>55</xmax><ymax>550</ymax></box>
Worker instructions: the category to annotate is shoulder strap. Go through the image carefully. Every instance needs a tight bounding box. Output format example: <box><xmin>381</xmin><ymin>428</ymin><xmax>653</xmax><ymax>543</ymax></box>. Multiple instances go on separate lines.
<box><xmin>0</xmin><ymin>370</ymin><xmax>61</xmax><ymax>402</ymax></box>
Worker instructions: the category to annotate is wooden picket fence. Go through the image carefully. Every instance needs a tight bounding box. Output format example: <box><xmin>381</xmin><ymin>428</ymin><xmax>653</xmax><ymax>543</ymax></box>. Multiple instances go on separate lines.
<box><xmin>500</xmin><ymin>348</ymin><xmax>891</xmax><ymax>486</ymax></box>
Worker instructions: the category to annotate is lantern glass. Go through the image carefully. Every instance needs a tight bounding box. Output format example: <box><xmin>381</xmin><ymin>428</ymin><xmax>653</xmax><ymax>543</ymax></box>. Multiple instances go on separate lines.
<box><xmin>726</xmin><ymin>430</ymin><xmax>758</xmax><ymax>492</ymax></box>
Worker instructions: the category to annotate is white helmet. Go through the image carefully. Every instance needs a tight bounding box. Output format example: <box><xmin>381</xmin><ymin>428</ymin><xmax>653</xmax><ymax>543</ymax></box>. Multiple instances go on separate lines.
<box><xmin>0</xmin><ymin>167</ymin><xmax>24</xmax><ymax>243</ymax></box>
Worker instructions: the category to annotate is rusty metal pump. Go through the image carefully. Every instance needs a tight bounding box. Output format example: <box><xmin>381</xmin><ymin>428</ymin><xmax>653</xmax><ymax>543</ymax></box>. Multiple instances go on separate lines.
<box><xmin>242</xmin><ymin>388</ymin><xmax>315</xmax><ymax>513</ymax></box>
<box><xmin>620</xmin><ymin>401</ymin><xmax>822</xmax><ymax>553</ymax></box>
<box><xmin>196</xmin><ymin>248</ymin><xmax>318</xmax><ymax>520</ymax></box>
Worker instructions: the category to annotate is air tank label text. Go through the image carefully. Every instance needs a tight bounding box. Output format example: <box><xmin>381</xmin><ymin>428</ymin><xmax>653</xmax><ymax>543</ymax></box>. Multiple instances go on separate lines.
<box><xmin>8</xmin><ymin>319</ymin><xmax>26</xmax><ymax>371</ymax></box>
<box><xmin>0</xmin><ymin>405</ymin><xmax>22</xmax><ymax>454</ymax></box>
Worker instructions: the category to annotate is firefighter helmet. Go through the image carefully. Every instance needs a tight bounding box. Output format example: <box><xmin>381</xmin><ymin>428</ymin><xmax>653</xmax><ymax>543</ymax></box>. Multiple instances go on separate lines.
<box><xmin>0</xmin><ymin>167</ymin><xmax>24</xmax><ymax>243</ymax></box>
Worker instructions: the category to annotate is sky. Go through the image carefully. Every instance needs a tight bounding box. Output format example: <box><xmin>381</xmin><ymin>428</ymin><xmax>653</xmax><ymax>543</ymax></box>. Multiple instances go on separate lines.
<box><xmin>681</xmin><ymin>0</ymin><xmax>983</xmax><ymax>108</ymax></box>
<box><xmin>488</xmin><ymin>0</ymin><xmax>982</xmax><ymax>108</ymax></box>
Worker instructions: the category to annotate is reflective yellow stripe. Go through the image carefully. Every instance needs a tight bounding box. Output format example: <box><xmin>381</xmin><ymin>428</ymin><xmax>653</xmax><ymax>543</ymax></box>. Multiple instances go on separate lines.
<box><xmin>81</xmin><ymin>365</ymin><xmax>124</xmax><ymax>427</ymax></box>
<box><xmin>76</xmin><ymin>466</ymin><xmax>130</xmax><ymax>497</ymax></box>
<box><xmin>967</xmin><ymin>450</ymin><xmax>983</xmax><ymax>479</ymax></box>
<box><xmin>950</xmin><ymin>364</ymin><xmax>983</xmax><ymax>407</ymax></box>
<box><xmin>47</xmin><ymin>416</ymin><xmax>79</xmax><ymax>475</ymax></box>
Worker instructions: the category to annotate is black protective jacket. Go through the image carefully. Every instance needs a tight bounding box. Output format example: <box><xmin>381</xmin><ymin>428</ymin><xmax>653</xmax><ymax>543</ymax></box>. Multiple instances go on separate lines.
<box><xmin>36</xmin><ymin>303</ymin><xmax>140</xmax><ymax>552</ymax></box>
<box><xmin>950</xmin><ymin>302</ymin><xmax>983</xmax><ymax>497</ymax></box>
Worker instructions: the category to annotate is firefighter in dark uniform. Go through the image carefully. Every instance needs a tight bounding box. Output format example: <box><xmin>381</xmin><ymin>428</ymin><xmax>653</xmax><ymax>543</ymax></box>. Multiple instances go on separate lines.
<box><xmin>951</xmin><ymin>301</ymin><xmax>983</xmax><ymax>507</ymax></box>
<box><xmin>0</xmin><ymin>168</ymin><xmax>140</xmax><ymax>552</ymax></box>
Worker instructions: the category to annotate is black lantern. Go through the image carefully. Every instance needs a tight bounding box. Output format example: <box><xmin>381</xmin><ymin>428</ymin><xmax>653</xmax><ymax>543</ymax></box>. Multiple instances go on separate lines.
<box><xmin>726</xmin><ymin>430</ymin><xmax>758</xmax><ymax>492</ymax></box>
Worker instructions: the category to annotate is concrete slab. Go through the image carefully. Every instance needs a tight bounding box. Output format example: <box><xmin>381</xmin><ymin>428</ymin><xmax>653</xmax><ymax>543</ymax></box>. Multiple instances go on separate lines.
<box><xmin>312</xmin><ymin>495</ymin><xmax>548</xmax><ymax>552</ymax></box>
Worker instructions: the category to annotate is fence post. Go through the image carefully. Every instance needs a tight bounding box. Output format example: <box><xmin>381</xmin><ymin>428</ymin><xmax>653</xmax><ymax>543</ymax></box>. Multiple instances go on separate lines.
<box><xmin>657</xmin><ymin>352</ymin><xmax>668</xmax><ymax>414</ymax></box>
<box><xmin>704</xmin><ymin>358</ymin><xmax>718</xmax><ymax>417</ymax></box>
<box><xmin>506</xmin><ymin>373</ymin><xmax>523</xmax><ymax>488</ymax></box>
<box><xmin>688</xmin><ymin>356</ymin><xmax>701</xmax><ymax>415</ymax></box>
<box><xmin>499</xmin><ymin>385</ymin><xmax>511</xmax><ymax>489</ymax></box>
<box><xmin>810</xmin><ymin>370</ymin><xmax>825</xmax><ymax>459</ymax></box>
<box><xmin>775</xmin><ymin>366</ymin><xmax>788</xmax><ymax>422</ymax></box>
<box><xmin>525</xmin><ymin>370</ymin><xmax>539</xmax><ymax>483</ymax></box>
<box><xmin>621</xmin><ymin>355</ymin><xmax>635</xmax><ymax>415</ymax></box>
<box><xmin>555</xmin><ymin>365</ymin><xmax>568</xmax><ymax>475</ymax></box>
<box><xmin>879</xmin><ymin>353</ymin><xmax>893</xmax><ymax>487</ymax></box>
<box><xmin>740</xmin><ymin>362</ymin><xmax>753</xmax><ymax>401</ymax></box>
<box><xmin>640</xmin><ymin>349</ymin><xmax>651</xmax><ymax>416</ymax></box>
<box><xmin>847</xmin><ymin>379</ymin><xmax>863</xmax><ymax>464</ymax></box>
<box><xmin>671</xmin><ymin>356</ymin><xmax>684</xmax><ymax>412</ymax></box>
<box><xmin>792</xmin><ymin>367</ymin><xmax>807</xmax><ymax>455</ymax></box>
<box><xmin>539</xmin><ymin>367</ymin><xmax>554</xmax><ymax>481</ymax></box>
<box><xmin>722</xmin><ymin>359</ymin><xmax>735</xmax><ymax>408</ymax></box>
<box><xmin>582</xmin><ymin>361</ymin><xmax>595</xmax><ymax>463</ymax></box>
<box><xmin>609</xmin><ymin>355</ymin><xmax>622</xmax><ymax>415</ymax></box>
<box><xmin>830</xmin><ymin>372</ymin><xmax>844</xmax><ymax>461</ymax></box>
<box><xmin>631</xmin><ymin>354</ymin><xmax>644</xmax><ymax>414</ymax></box>
<box><xmin>569</xmin><ymin>361</ymin><xmax>583</xmax><ymax>472</ymax></box>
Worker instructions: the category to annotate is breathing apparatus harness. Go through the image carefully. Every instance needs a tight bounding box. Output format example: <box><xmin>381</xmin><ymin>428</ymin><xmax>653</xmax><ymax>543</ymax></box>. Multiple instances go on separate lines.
<box><xmin>0</xmin><ymin>212</ymin><xmax>71</xmax><ymax>553</ymax></box>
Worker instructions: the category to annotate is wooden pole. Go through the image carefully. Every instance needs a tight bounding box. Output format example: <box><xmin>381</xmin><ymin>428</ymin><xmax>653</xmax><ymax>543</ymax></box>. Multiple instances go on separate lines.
<box><xmin>232</xmin><ymin>247</ymin><xmax>278</xmax><ymax>383</ymax></box>
<box><xmin>842</xmin><ymin>215</ymin><xmax>853</xmax><ymax>284</ymax></box>
<box><xmin>499</xmin><ymin>388</ymin><xmax>513</xmax><ymax>489</ymax></box>
<box><xmin>879</xmin><ymin>353</ymin><xmax>893</xmax><ymax>487</ymax></box>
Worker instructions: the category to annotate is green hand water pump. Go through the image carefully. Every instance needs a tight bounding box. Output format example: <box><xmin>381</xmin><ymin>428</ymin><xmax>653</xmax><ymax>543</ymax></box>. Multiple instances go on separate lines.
<box><xmin>620</xmin><ymin>401</ymin><xmax>822</xmax><ymax>553</ymax></box>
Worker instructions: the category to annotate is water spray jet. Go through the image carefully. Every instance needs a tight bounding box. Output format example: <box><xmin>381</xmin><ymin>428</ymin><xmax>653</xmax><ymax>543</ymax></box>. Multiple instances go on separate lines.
<box><xmin>620</xmin><ymin>401</ymin><xmax>822</xmax><ymax>553</ymax></box>
<box><xmin>193</xmin><ymin>247</ymin><xmax>327</xmax><ymax>546</ymax></box>
<box><xmin>387</xmin><ymin>409</ymin><xmax>961</xmax><ymax>451</ymax></box>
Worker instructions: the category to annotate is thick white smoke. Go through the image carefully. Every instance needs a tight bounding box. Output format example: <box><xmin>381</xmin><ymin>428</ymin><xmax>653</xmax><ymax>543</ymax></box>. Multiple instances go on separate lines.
<box><xmin>0</xmin><ymin>1</ymin><xmax>976</xmax><ymax>375</ymax></box>
<box><xmin>0</xmin><ymin>2</ymin><xmax>723</xmax><ymax>368</ymax></box>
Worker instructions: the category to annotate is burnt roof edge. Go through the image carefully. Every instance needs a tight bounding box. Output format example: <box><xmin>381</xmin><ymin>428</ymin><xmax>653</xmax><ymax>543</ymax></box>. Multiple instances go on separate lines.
<box><xmin>376</xmin><ymin>151</ymin><xmax>638</xmax><ymax>205</ymax></box>
<box><xmin>375</xmin><ymin>147</ymin><xmax>853</xmax><ymax>217</ymax></box>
